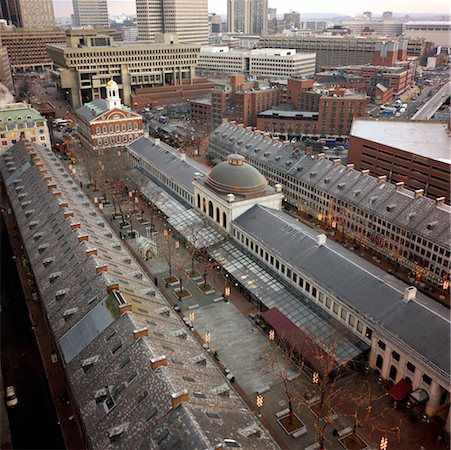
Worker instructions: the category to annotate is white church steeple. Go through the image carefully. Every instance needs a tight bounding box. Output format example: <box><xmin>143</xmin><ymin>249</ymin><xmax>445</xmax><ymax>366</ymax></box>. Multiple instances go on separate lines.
<box><xmin>106</xmin><ymin>79</ymin><xmax>121</xmax><ymax>110</ymax></box>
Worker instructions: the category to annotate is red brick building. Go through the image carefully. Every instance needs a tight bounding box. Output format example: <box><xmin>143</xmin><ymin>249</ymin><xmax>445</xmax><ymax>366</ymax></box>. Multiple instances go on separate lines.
<box><xmin>349</xmin><ymin>119</ymin><xmax>451</xmax><ymax>202</ymax></box>
<box><xmin>188</xmin><ymin>98</ymin><xmax>212</xmax><ymax>133</ymax></box>
<box><xmin>76</xmin><ymin>80</ymin><xmax>143</xmax><ymax>154</ymax></box>
<box><xmin>257</xmin><ymin>86</ymin><xmax>367</xmax><ymax>140</ymax></box>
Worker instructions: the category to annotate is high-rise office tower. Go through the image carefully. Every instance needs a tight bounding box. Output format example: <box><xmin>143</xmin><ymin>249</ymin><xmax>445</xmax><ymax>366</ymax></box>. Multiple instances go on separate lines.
<box><xmin>250</xmin><ymin>0</ymin><xmax>267</xmax><ymax>35</ymax></box>
<box><xmin>0</xmin><ymin>0</ymin><xmax>55</xmax><ymax>28</ymax></box>
<box><xmin>72</xmin><ymin>0</ymin><xmax>109</xmax><ymax>28</ymax></box>
<box><xmin>136</xmin><ymin>0</ymin><xmax>208</xmax><ymax>45</ymax></box>
<box><xmin>227</xmin><ymin>0</ymin><xmax>267</xmax><ymax>35</ymax></box>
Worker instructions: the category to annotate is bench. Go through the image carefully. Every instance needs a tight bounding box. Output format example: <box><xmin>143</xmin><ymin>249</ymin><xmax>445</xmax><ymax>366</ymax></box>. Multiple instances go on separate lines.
<box><xmin>256</xmin><ymin>386</ymin><xmax>270</xmax><ymax>395</ymax></box>
<box><xmin>307</xmin><ymin>394</ymin><xmax>321</xmax><ymax>405</ymax></box>
<box><xmin>187</xmin><ymin>304</ymin><xmax>199</xmax><ymax>310</ymax></box>
<box><xmin>276</xmin><ymin>408</ymin><xmax>290</xmax><ymax>419</ymax></box>
<box><xmin>305</xmin><ymin>443</ymin><xmax>320</xmax><ymax>450</ymax></box>
<box><xmin>212</xmin><ymin>297</ymin><xmax>224</xmax><ymax>303</ymax></box>
<box><xmin>337</xmin><ymin>427</ymin><xmax>353</xmax><ymax>438</ymax></box>
<box><xmin>292</xmin><ymin>427</ymin><xmax>307</xmax><ymax>438</ymax></box>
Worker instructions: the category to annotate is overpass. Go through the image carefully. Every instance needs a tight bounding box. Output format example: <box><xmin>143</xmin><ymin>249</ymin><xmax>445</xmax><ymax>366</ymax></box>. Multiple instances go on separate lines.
<box><xmin>411</xmin><ymin>80</ymin><xmax>451</xmax><ymax>120</ymax></box>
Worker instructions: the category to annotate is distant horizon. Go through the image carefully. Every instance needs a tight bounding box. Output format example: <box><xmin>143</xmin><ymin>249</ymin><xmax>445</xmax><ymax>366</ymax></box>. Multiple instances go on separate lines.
<box><xmin>52</xmin><ymin>0</ymin><xmax>451</xmax><ymax>18</ymax></box>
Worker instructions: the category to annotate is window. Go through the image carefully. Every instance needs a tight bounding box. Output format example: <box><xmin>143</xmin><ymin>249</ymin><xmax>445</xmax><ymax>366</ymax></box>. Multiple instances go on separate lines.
<box><xmin>318</xmin><ymin>292</ymin><xmax>324</xmax><ymax>303</ymax></box>
<box><xmin>325</xmin><ymin>297</ymin><xmax>331</xmax><ymax>309</ymax></box>
<box><xmin>298</xmin><ymin>277</ymin><xmax>304</xmax><ymax>288</ymax></box>
<box><xmin>389</xmin><ymin>365</ymin><xmax>397</xmax><ymax>381</ymax></box>
<box><xmin>422</xmin><ymin>374</ymin><xmax>432</xmax><ymax>385</ymax></box>
<box><xmin>365</xmin><ymin>327</ymin><xmax>372</xmax><ymax>340</ymax></box>
<box><xmin>406</xmin><ymin>362</ymin><xmax>416</xmax><ymax>373</ymax></box>
<box><xmin>348</xmin><ymin>315</ymin><xmax>355</xmax><ymax>326</ymax></box>
<box><xmin>378</xmin><ymin>340</ymin><xmax>386</xmax><ymax>351</ymax></box>
<box><xmin>332</xmin><ymin>303</ymin><xmax>339</xmax><ymax>315</ymax></box>
<box><xmin>311</xmin><ymin>286</ymin><xmax>317</xmax><ymax>298</ymax></box>
<box><xmin>376</xmin><ymin>354</ymin><xmax>383</xmax><ymax>370</ymax></box>
<box><xmin>305</xmin><ymin>281</ymin><xmax>310</xmax><ymax>292</ymax></box>
<box><xmin>392</xmin><ymin>351</ymin><xmax>400</xmax><ymax>362</ymax></box>
<box><xmin>340</xmin><ymin>309</ymin><xmax>347</xmax><ymax>320</ymax></box>
<box><xmin>356</xmin><ymin>321</ymin><xmax>363</xmax><ymax>333</ymax></box>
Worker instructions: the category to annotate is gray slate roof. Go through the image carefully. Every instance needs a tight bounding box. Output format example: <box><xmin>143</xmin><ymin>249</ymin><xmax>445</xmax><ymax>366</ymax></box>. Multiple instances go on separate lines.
<box><xmin>0</xmin><ymin>140</ymin><xmax>279</xmax><ymax>450</ymax></box>
<box><xmin>233</xmin><ymin>205</ymin><xmax>450</xmax><ymax>381</ymax></box>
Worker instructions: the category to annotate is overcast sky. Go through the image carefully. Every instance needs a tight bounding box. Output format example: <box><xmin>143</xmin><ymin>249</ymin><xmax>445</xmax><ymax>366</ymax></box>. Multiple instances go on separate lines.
<box><xmin>53</xmin><ymin>0</ymin><xmax>450</xmax><ymax>17</ymax></box>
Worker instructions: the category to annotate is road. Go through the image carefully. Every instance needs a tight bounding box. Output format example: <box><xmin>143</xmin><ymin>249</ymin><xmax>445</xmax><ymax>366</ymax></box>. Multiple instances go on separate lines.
<box><xmin>0</xmin><ymin>211</ymin><xmax>65</xmax><ymax>449</ymax></box>
<box><xmin>411</xmin><ymin>80</ymin><xmax>451</xmax><ymax>120</ymax></box>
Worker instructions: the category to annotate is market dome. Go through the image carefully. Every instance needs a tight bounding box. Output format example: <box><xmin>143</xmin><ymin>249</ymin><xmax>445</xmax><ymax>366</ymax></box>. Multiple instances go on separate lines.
<box><xmin>206</xmin><ymin>154</ymin><xmax>268</xmax><ymax>196</ymax></box>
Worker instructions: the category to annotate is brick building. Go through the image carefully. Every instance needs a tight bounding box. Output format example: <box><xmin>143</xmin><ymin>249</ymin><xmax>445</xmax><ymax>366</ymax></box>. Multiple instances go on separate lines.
<box><xmin>188</xmin><ymin>98</ymin><xmax>212</xmax><ymax>133</ymax></box>
<box><xmin>76</xmin><ymin>80</ymin><xmax>143</xmax><ymax>154</ymax></box>
<box><xmin>257</xmin><ymin>80</ymin><xmax>367</xmax><ymax>140</ymax></box>
<box><xmin>211</xmin><ymin>74</ymin><xmax>283</xmax><ymax>128</ymax></box>
<box><xmin>349</xmin><ymin>119</ymin><xmax>451</xmax><ymax>203</ymax></box>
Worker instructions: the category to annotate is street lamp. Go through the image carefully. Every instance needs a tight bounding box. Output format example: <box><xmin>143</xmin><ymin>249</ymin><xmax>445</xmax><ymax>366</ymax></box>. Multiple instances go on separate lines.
<box><xmin>204</xmin><ymin>331</ymin><xmax>211</xmax><ymax>350</ymax></box>
<box><xmin>268</xmin><ymin>329</ymin><xmax>275</xmax><ymax>341</ymax></box>
<box><xmin>312</xmin><ymin>372</ymin><xmax>319</xmax><ymax>384</ymax></box>
<box><xmin>380</xmin><ymin>437</ymin><xmax>388</xmax><ymax>450</ymax></box>
<box><xmin>256</xmin><ymin>394</ymin><xmax>264</xmax><ymax>417</ymax></box>
<box><xmin>223</xmin><ymin>285</ymin><xmax>231</xmax><ymax>303</ymax></box>
<box><xmin>188</xmin><ymin>311</ymin><xmax>195</xmax><ymax>328</ymax></box>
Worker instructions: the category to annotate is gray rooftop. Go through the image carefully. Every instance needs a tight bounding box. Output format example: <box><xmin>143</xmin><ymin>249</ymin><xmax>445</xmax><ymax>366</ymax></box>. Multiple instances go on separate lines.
<box><xmin>234</xmin><ymin>205</ymin><xmax>450</xmax><ymax>381</ymax></box>
<box><xmin>0</xmin><ymin>140</ymin><xmax>279</xmax><ymax>450</ymax></box>
<box><xmin>75</xmin><ymin>99</ymin><xmax>134</xmax><ymax>122</ymax></box>
<box><xmin>210</xmin><ymin>121</ymin><xmax>451</xmax><ymax>246</ymax></box>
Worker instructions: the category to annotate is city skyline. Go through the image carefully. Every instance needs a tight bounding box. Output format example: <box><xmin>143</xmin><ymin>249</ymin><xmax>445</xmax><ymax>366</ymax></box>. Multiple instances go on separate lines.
<box><xmin>52</xmin><ymin>0</ymin><xmax>450</xmax><ymax>17</ymax></box>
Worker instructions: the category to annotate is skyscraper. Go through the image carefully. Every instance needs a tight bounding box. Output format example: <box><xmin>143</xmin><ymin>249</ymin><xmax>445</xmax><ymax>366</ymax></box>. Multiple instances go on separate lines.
<box><xmin>0</xmin><ymin>0</ymin><xmax>55</xmax><ymax>28</ymax></box>
<box><xmin>72</xmin><ymin>0</ymin><xmax>109</xmax><ymax>28</ymax></box>
<box><xmin>136</xmin><ymin>0</ymin><xmax>208</xmax><ymax>45</ymax></box>
<box><xmin>227</xmin><ymin>0</ymin><xmax>268</xmax><ymax>35</ymax></box>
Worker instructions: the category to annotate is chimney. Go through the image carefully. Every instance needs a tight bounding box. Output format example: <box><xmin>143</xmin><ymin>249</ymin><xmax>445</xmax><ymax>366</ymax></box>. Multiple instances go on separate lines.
<box><xmin>316</xmin><ymin>233</ymin><xmax>327</xmax><ymax>247</ymax></box>
<box><xmin>59</xmin><ymin>201</ymin><xmax>69</xmax><ymax>208</ymax></box>
<box><xmin>47</xmin><ymin>182</ymin><xmax>57</xmax><ymax>190</ymax></box>
<box><xmin>403</xmin><ymin>286</ymin><xmax>417</xmax><ymax>302</ymax></box>
<box><xmin>63</xmin><ymin>211</ymin><xmax>74</xmax><ymax>219</ymax></box>
<box><xmin>180</xmin><ymin>153</ymin><xmax>186</xmax><ymax>161</ymax></box>
<box><xmin>70</xmin><ymin>222</ymin><xmax>81</xmax><ymax>230</ymax></box>
<box><xmin>39</xmin><ymin>169</ymin><xmax>48</xmax><ymax>175</ymax></box>
<box><xmin>305</xmin><ymin>146</ymin><xmax>313</xmax><ymax>155</ymax></box>
<box><xmin>150</xmin><ymin>355</ymin><xmax>168</xmax><ymax>370</ymax></box>
<box><xmin>333</xmin><ymin>158</ymin><xmax>341</xmax><ymax>165</ymax></box>
<box><xmin>171</xmin><ymin>389</ymin><xmax>189</xmax><ymax>408</ymax></box>
<box><xmin>35</xmin><ymin>162</ymin><xmax>44</xmax><ymax>169</ymax></box>
<box><xmin>86</xmin><ymin>248</ymin><xmax>98</xmax><ymax>257</ymax></box>
<box><xmin>395</xmin><ymin>181</ymin><xmax>404</xmax><ymax>190</ymax></box>
<box><xmin>52</xmin><ymin>191</ymin><xmax>62</xmax><ymax>198</ymax></box>
<box><xmin>226</xmin><ymin>194</ymin><xmax>235</xmax><ymax>203</ymax></box>
<box><xmin>435</xmin><ymin>197</ymin><xmax>445</xmax><ymax>205</ymax></box>
<box><xmin>133</xmin><ymin>327</ymin><xmax>149</xmax><ymax>340</ymax></box>
<box><xmin>274</xmin><ymin>184</ymin><xmax>283</xmax><ymax>193</ymax></box>
<box><xmin>361</xmin><ymin>169</ymin><xmax>370</xmax><ymax>175</ymax></box>
<box><xmin>107</xmin><ymin>283</ymin><xmax>119</xmax><ymax>293</ymax></box>
<box><xmin>316</xmin><ymin>153</ymin><xmax>325</xmax><ymax>160</ymax></box>
<box><xmin>77</xmin><ymin>234</ymin><xmax>88</xmax><ymax>243</ymax></box>
<box><xmin>346</xmin><ymin>164</ymin><xmax>354</xmax><ymax>170</ymax></box>
<box><xmin>119</xmin><ymin>303</ymin><xmax>132</xmax><ymax>314</ymax></box>
<box><xmin>154</xmin><ymin>138</ymin><xmax>160</xmax><ymax>145</ymax></box>
<box><xmin>272</xmin><ymin>136</ymin><xmax>280</xmax><ymax>141</ymax></box>
<box><xmin>378</xmin><ymin>175</ymin><xmax>387</xmax><ymax>183</ymax></box>
<box><xmin>95</xmin><ymin>264</ymin><xmax>108</xmax><ymax>274</ymax></box>
<box><xmin>414</xmin><ymin>189</ymin><xmax>424</xmax><ymax>197</ymax></box>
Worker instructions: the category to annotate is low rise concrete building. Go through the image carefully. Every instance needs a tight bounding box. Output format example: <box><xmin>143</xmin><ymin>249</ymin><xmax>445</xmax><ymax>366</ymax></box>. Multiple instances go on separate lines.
<box><xmin>403</xmin><ymin>21</ymin><xmax>451</xmax><ymax>48</ymax></box>
<box><xmin>47</xmin><ymin>32</ymin><xmax>200</xmax><ymax>108</ymax></box>
<box><xmin>0</xmin><ymin>102</ymin><xmax>50</xmax><ymax>153</ymax></box>
<box><xmin>198</xmin><ymin>47</ymin><xmax>316</xmax><ymax>79</ymax></box>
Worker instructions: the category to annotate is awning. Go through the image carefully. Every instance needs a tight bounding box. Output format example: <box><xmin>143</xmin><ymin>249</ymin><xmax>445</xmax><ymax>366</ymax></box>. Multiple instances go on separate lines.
<box><xmin>411</xmin><ymin>389</ymin><xmax>429</xmax><ymax>403</ymax></box>
<box><xmin>261</xmin><ymin>307</ymin><xmax>337</xmax><ymax>375</ymax></box>
<box><xmin>388</xmin><ymin>379</ymin><xmax>412</xmax><ymax>401</ymax></box>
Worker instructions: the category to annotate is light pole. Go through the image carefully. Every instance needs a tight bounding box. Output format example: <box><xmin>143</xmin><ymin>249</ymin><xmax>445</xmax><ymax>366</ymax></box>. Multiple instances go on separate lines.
<box><xmin>380</xmin><ymin>437</ymin><xmax>388</xmax><ymax>450</ymax></box>
<box><xmin>256</xmin><ymin>394</ymin><xmax>264</xmax><ymax>417</ymax></box>
<box><xmin>268</xmin><ymin>329</ymin><xmax>275</xmax><ymax>341</ymax></box>
<box><xmin>188</xmin><ymin>311</ymin><xmax>195</xmax><ymax>328</ymax></box>
<box><xmin>204</xmin><ymin>331</ymin><xmax>211</xmax><ymax>351</ymax></box>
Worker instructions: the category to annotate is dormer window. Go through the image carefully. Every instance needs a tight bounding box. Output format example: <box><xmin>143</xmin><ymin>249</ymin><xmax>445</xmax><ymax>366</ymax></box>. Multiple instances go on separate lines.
<box><xmin>38</xmin><ymin>243</ymin><xmax>49</xmax><ymax>253</ymax></box>
<box><xmin>323</xmin><ymin>178</ymin><xmax>331</xmax><ymax>184</ymax></box>
<box><xmin>386</xmin><ymin>204</ymin><xmax>396</xmax><ymax>212</ymax></box>
<box><xmin>43</xmin><ymin>257</ymin><xmax>55</xmax><ymax>267</ymax></box>
<box><xmin>63</xmin><ymin>307</ymin><xmax>78</xmax><ymax>321</ymax></box>
<box><xmin>427</xmin><ymin>221</ymin><xmax>437</xmax><ymax>230</ymax></box>
<box><xmin>353</xmin><ymin>190</ymin><xmax>361</xmax><ymax>197</ymax></box>
<box><xmin>310</xmin><ymin>171</ymin><xmax>317</xmax><ymax>177</ymax></box>
<box><xmin>49</xmin><ymin>271</ymin><xmax>62</xmax><ymax>283</ymax></box>
<box><xmin>337</xmin><ymin>183</ymin><xmax>345</xmax><ymax>189</ymax></box>
<box><xmin>81</xmin><ymin>354</ymin><xmax>99</xmax><ymax>373</ymax></box>
<box><xmin>55</xmin><ymin>288</ymin><xmax>69</xmax><ymax>301</ymax></box>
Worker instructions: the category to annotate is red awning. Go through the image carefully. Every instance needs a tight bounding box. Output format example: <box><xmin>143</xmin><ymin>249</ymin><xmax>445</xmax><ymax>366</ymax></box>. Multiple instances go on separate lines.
<box><xmin>388</xmin><ymin>379</ymin><xmax>412</xmax><ymax>401</ymax></box>
<box><xmin>261</xmin><ymin>307</ymin><xmax>336</xmax><ymax>375</ymax></box>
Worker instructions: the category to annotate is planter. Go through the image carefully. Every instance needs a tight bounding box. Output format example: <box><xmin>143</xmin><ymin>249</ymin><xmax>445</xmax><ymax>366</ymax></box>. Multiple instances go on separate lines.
<box><xmin>198</xmin><ymin>283</ymin><xmax>215</xmax><ymax>295</ymax></box>
<box><xmin>173</xmin><ymin>288</ymin><xmax>192</xmax><ymax>299</ymax></box>
<box><xmin>339</xmin><ymin>434</ymin><xmax>368</xmax><ymax>450</ymax></box>
<box><xmin>277</xmin><ymin>413</ymin><xmax>305</xmax><ymax>435</ymax></box>
<box><xmin>186</xmin><ymin>270</ymin><xmax>201</xmax><ymax>279</ymax></box>
<box><xmin>163</xmin><ymin>275</ymin><xmax>179</xmax><ymax>286</ymax></box>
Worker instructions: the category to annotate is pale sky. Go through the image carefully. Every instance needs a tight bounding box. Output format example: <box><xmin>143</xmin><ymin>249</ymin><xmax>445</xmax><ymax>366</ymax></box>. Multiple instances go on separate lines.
<box><xmin>53</xmin><ymin>0</ymin><xmax>450</xmax><ymax>17</ymax></box>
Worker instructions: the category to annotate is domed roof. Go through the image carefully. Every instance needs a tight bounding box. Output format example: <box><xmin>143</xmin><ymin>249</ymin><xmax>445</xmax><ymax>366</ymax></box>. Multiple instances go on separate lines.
<box><xmin>106</xmin><ymin>79</ymin><xmax>118</xmax><ymax>87</ymax></box>
<box><xmin>206</xmin><ymin>154</ymin><xmax>268</xmax><ymax>196</ymax></box>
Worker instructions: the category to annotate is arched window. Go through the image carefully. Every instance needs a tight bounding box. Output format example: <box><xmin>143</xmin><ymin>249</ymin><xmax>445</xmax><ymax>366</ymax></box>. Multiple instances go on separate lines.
<box><xmin>197</xmin><ymin>194</ymin><xmax>201</xmax><ymax>208</ymax></box>
<box><xmin>103</xmin><ymin>126</ymin><xmax>107</xmax><ymax>134</ymax></box>
<box><xmin>115</xmin><ymin>124</ymin><xmax>120</xmax><ymax>132</ymax></box>
<box><xmin>128</xmin><ymin>123</ymin><xmax>132</xmax><ymax>130</ymax></box>
<box><xmin>389</xmin><ymin>365</ymin><xmax>397</xmax><ymax>381</ymax></box>
<box><xmin>376</xmin><ymin>355</ymin><xmax>383</xmax><ymax>370</ymax></box>
<box><xmin>208</xmin><ymin>201</ymin><xmax>213</xmax><ymax>218</ymax></box>
<box><xmin>404</xmin><ymin>377</ymin><xmax>412</xmax><ymax>385</ymax></box>
<box><xmin>96</xmin><ymin>127</ymin><xmax>100</xmax><ymax>134</ymax></box>
<box><xmin>134</xmin><ymin>122</ymin><xmax>138</xmax><ymax>130</ymax></box>
<box><xmin>222</xmin><ymin>212</ymin><xmax>227</xmax><ymax>229</ymax></box>
<box><xmin>109</xmin><ymin>125</ymin><xmax>113</xmax><ymax>133</ymax></box>
<box><xmin>202</xmin><ymin>198</ymin><xmax>206</xmax><ymax>213</ymax></box>
<box><xmin>216</xmin><ymin>207</ymin><xmax>220</xmax><ymax>223</ymax></box>
<box><xmin>122</xmin><ymin>124</ymin><xmax>126</xmax><ymax>131</ymax></box>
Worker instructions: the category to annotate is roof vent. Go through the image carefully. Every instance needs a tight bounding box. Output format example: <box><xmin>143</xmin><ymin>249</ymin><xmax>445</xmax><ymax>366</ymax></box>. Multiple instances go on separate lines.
<box><xmin>108</xmin><ymin>423</ymin><xmax>129</xmax><ymax>442</ymax></box>
<box><xmin>426</xmin><ymin>221</ymin><xmax>437</xmax><ymax>231</ymax></box>
<box><xmin>403</xmin><ymin>286</ymin><xmax>417</xmax><ymax>303</ymax></box>
<box><xmin>310</xmin><ymin>171</ymin><xmax>318</xmax><ymax>178</ymax></box>
<box><xmin>316</xmin><ymin>234</ymin><xmax>327</xmax><ymax>247</ymax></box>
<box><xmin>81</xmin><ymin>354</ymin><xmax>99</xmax><ymax>372</ymax></box>
<box><xmin>337</xmin><ymin>183</ymin><xmax>345</xmax><ymax>189</ymax></box>
<box><xmin>323</xmin><ymin>178</ymin><xmax>331</xmax><ymax>184</ymax></box>
<box><xmin>275</xmin><ymin>156</ymin><xmax>281</xmax><ymax>161</ymax></box>
<box><xmin>386</xmin><ymin>204</ymin><xmax>396</xmax><ymax>212</ymax></box>
<box><xmin>353</xmin><ymin>189</ymin><xmax>361</xmax><ymax>197</ymax></box>
<box><xmin>407</xmin><ymin>212</ymin><xmax>416</xmax><ymax>220</ymax></box>
<box><xmin>224</xmin><ymin>438</ymin><xmax>241</xmax><ymax>448</ymax></box>
<box><xmin>263</xmin><ymin>152</ymin><xmax>270</xmax><ymax>157</ymax></box>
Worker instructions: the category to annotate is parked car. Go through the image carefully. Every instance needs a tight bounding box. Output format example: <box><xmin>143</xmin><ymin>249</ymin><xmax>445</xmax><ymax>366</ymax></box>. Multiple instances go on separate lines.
<box><xmin>5</xmin><ymin>386</ymin><xmax>18</xmax><ymax>407</ymax></box>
